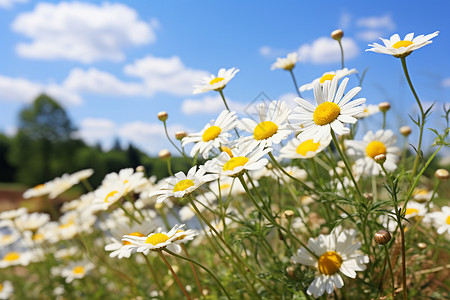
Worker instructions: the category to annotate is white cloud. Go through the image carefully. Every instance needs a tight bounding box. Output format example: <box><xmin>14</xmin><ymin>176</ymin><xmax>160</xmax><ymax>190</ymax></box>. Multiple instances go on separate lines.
<box><xmin>356</xmin><ymin>30</ymin><xmax>384</xmax><ymax>42</ymax></box>
<box><xmin>12</xmin><ymin>2</ymin><xmax>156</xmax><ymax>63</ymax></box>
<box><xmin>63</xmin><ymin>68</ymin><xmax>144</xmax><ymax>96</ymax></box>
<box><xmin>76</xmin><ymin>118</ymin><xmax>116</xmax><ymax>146</ymax></box>
<box><xmin>356</xmin><ymin>13</ymin><xmax>395</xmax><ymax>30</ymax></box>
<box><xmin>124</xmin><ymin>55</ymin><xmax>209</xmax><ymax>96</ymax></box>
<box><xmin>0</xmin><ymin>75</ymin><xmax>82</xmax><ymax>106</ymax></box>
<box><xmin>442</xmin><ymin>78</ymin><xmax>450</xmax><ymax>88</ymax></box>
<box><xmin>259</xmin><ymin>46</ymin><xmax>286</xmax><ymax>58</ymax></box>
<box><xmin>181</xmin><ymin>95</ymin><xmax>247</xmax><ymax>115</ymax></box>
<box><xmin>297</xmin><ymin>37</ymin><xmax>359</xmax><ymax>64</ymax></box>
<box><xmin>0</xmin><ymin>0</ymin><xmax>27</xmax><ymax>9</ymax></box>
<box><xmin>339</xmin><ymin>12</ymin><xmax>352</xmax><ymax>30</ymax></box>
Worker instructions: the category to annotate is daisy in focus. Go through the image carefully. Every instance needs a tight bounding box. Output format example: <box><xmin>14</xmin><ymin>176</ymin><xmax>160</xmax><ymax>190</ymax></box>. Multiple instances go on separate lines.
<box><xmin>150</xmin><ymin>166</ymin><xmax>218</xmax><ymax>203</ymax></box>
<box><xmin>193</xmin><ymin>67</ymin><xmax>239</xmax><ymax>94</ymax></box>
<box><xmin>203</xmin><ymin>141</ymin><xmax>271</xmax><ymax>177</ymax></box>
<box><xmin>182</xmin><ymin>110</ymin><xmax>238</xmax><ymax>159</ymax></box>
<box><xmin>279</xmin><ymin>135</ymin><xmax>331</xmax><ymax>159</ymax></box>
<box><xmin>299</xmin><ymin>68</ymin><xmax>358</xmax><ymax>92</ymax></box>
<box><xmin>270</xmin><ymin>52</ymin><xmax>298</xmax><ymax>71</ymax></box>
<box><xmin>345</xmin><ymin>129</ymin><xmax>400</xmax><ymax>177</ymax></box>
<box><xmin>239</xmin><ymin>100</ymin><xmax>292</xmax><ymax>149</ymax></box>
<box><xmin>290</xmin><ymin>77</ymin><xmax>365</xmax><ymax>142</ymax></box>
<box><xmin>291</xmin><ymin>227</ymin><xmax>369</xmax><ymax>298</ymax></box>
<box><xmin>366</xmin><ymin>31</ymin><xmax>439</xmax><ymax>58</ymax></box>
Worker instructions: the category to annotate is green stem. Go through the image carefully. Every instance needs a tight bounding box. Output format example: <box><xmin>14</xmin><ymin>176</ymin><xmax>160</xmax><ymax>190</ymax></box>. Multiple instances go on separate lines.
<box><xmin>162</xmin><ymin>120</ymin><xmax>193</xmax><ymax>165</ymax></box>
<box><xmin>338</xmin><ymin>40</ymin><xmax>345</xmax><ymax>69</ymax></box>
<box><xmin>383</xmin><ymin>245</ymin><xmax>395</xmax><ymax>299</ymax></box>
<box><xmin>268</xmin><ymin>152</ymin><xmax>313</xmax><ymax>192</ymax></box>
<box><xmin>219</xmin><ymin>90</ymin><xmax>240</xmax><ymax>137</ymax></box>
<box><xmin>382</xmin><ymin>111</ymin><xmax>386</xmax><ymax>130</ymax></box>
<box><xmin>289</xmin><ymin>69</ymin><xmax>302</xmax><ymax>98</ymax></box>
<box><xmin>158</xmin><ymin>251</ymin><xmax>191</xmax><ymax>300</ymax></box>
<box><xmin>164</xmin><ymin>248</ymin><xmax>231</xmax><ymax>300</ymax></box>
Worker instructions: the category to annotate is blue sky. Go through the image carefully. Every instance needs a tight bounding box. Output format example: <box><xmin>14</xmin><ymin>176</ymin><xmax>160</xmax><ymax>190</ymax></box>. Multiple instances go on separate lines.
<box><xmin>1</xmin><ymin>0</ymin><xmax>449</xmax><ymax>155</ymax></box>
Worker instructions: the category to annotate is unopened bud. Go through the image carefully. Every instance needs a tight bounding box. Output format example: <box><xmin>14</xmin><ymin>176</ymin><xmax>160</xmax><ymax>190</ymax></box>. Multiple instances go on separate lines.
<box><xmin>417</xmin><ymin>242</ymin><xmax>427</xmax><ymax>249</ymax></box>
<box><xmin>374</xmin><ymin>154</ymin><xmax>386</xmax><ymax>165</ymax></box>
<box><xmin>331</xmin><ymin>29</ymin><xmax>344</xmax><ymax>41</ymax></box>
<box><xmin>378</xmin><ymin>102</ymin><xmax>391</xmax><ymax>112</ymax></box>
<box><xmin>399</xmin><ymin>126</ymin><xmax>412</xmax><ymax>137</ymax></box>
<box><xmin>175</xmin><ymin>131</ymin><xmax>188</xmax><ymax>140</ymax></box>
<box><xmin>158</xmin><ymin>149</ymin><xmax>171</xmax><ymax>160</ymax></box>
<box><xmin>136</xmin><ymin>165</ymin><xmax>145</xmax><ymax>172</ymax></box>
<box><xmin>157</xmin><ymin>111</ymin><xmax>168</xmax><ymax>122</ymax></box>
<box><xmin>284</xmin><ymin>210</ymin><xmax>295</xmax><ymax>219</ymax></box>
<box><xmin>435</xmin><ymin>169</ymin><xmax>449</xmax><ymax>181</ymax></box>
<box><xmin>286</xmin><ymin>265</ymin><xmax>296</xmax><ymax>279</ymax></box>
<box><xmin>374</xmin><ymin>229</ymin><xmax>391</xmax><ymax>245</ymax></box>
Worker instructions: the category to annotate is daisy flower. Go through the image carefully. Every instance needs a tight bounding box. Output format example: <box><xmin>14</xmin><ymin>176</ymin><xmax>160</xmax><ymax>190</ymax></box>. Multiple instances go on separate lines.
<box><xmin>345</xmin><ymin>129</ymin><xmax>400</xmax><ymax>177</ymax></box>
<box><xmin>202</xmin><ymin>141</ymin><xmax>271</xmax><ymax>177</ymax></box>
<box><xmin>239</xmin><ymin>100</ymin><xmax>292</xmax><ymax>149</ymax></box>
<box><xmin>193</xmin><ymin>67</ymin><xmax>239</xmax><ymax>94</ymax></box>
<box><xmin>182</xmin><ymin>110</ymin><xmax>238</xmax><ymax>159</ymax></box>
<box><xmin>355</xmin><ymin>104</ymin><xmax>380</xmax><ymax>119</ymax></box>
<box><xmin>425</xmin><ymin>206</ymin><xmax>450</xmax><ymax>235</ymax></box>
<box><xmin>366</xmin><ymin>31</ymin><xmax>439</xmax><ymax>58</ymax></box>
<box><xmin>122</xmin><ymin>224</ymin><xmax>185</xmax><ymax>254</ymax></box>
<box><xmin>413</xmin><ymin>188</ymin><xmax>436</xmax><ymax>202</ymax></box>
<box><xmin>0</xmin><ymin>281</ymin><xmax>13</xmax><ymax>299</ymax></box>
<box><xmin>279</xmin><ymin>135</ymin><xmax>331</xmax><ymax>159</ymax></box>
<box><xmin>0</xmin><ymin>250</ymin><xmax>33</xmax><ymax>268</ymax></box>
<box><xmin>23</xmin><ymin>182</ymin><xmax>53</xmax><ymax>199</ymax></box>
<box><xmin>299</xmin><ymin>68</ymin><xmax>358</xmax><ymax>92</ymax></box>
<box><xmin>291</xmin><ymin>227</ymin><xmax>369</xmax><ymax>298</ymax></box>
<box><xmin>0</xmin><ymin>229</ymin><xmax>20</xmax><ymax>247</ymax></box>
<box><xmin>270</xmin><ymin>52</ymin><xmax>298</xmax><ymax>71</ymax></box>
<box><xmin>290</xmin><ymin>77</ymin><xmax>365</xmax><ymax>142</ymax></box>
<box><xmin>54</xmin><ymin>260</ymin><xmax>95</xmax><ymax>283</ymax></box>
<box><xmin>0</xmin><ymin>207</ymin><xmax>27</xmax><ymax>221</ymax></box>
<box><xmin>150</xmin><ymin>166</ymin><xmax>218</xmax><ymax>203</ymax></box>
<box><xmin>402</xmin><ymin>201</ymin><xmax>428</xmax><ymax>219</ymax></box>
<box><xmin>13</xmin><ymin>212</ymin><xmax>50</xmax><ymax>232</ymax></box>
<box><xmin>104</xmin><ymin>221</ymin><xmax>158</xmax><ymax>259</ymax></box>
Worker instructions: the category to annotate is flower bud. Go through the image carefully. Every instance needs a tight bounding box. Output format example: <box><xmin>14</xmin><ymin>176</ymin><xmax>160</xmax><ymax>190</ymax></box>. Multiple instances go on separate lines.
<box><xmin>175</xmin><ymin>131</ymin><xmax>187</xmax><ymax>140</ymax></box>
<box><xmin>331</xmin><ymin>29</ymin><xmax>344</xmax><ymax>41</ymax></box>
<box><xmin>135</xmin><ymin>165</ymin><xmax>145</xmax><ymax>172</ymax></box>
<box><xmin>374</xmin><ymin>154</ymin><xmax>386</xmax><ymax>165</ymax></box>
<box><xmin>374</xmin><ymin>229</ymin><xmax>391</xmax><ymax>245</ymax></box>
<box><xmin>158</xmin><ymin>149</ymin><xmax>171</xmax><ymax>160</ymax></box>
<box><xmin>284</xmin><ymin>210</ymin><xmax>295</xmax><ymax>219</ymax></box>
<box><xmin>157</xmin><ymin>111</ymin><xmax>168</xmax><ymax>122</ymax></box>
<box><xmin>286</xmin><ymin>265</ymin><xmax>296</xmax><ymax>279</ymax></box>
<box><xmin>399</xmin><ymin>126</ymin><xmax>412</xmax><ymax>137</ymax></box>
<box><xmin>417</xmin><ymin>242</ymin><xmax>427</xmax><ymax>249</ymax></box>
<box><xmin>378</xmin><ymin>102</ymin><xmax>391</xmax><ymax>112</ymax></box>
<box><xmin>435</xmin><ymin>169</ymin><xmax>449</xmax><ymax>181</ymax></box>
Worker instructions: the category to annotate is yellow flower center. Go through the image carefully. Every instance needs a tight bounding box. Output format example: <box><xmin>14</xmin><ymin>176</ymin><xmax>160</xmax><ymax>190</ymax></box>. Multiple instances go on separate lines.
<box><xmin>202</xmin><ymin>126</ymin><xmax>222</xmax><ymax>142</ymax></box>
<box><xmin>253</xmin><ymin>121</ymin><xmax>278</xmax><ymax>141</ymax></box>
<box><xmin>0</xmin><ymin>283</ymin><xmax>2</xmax><ymax>291</ymax></box>
<box><xmin>145</xmin><ymin>233</ymin><xmax>170</xmax><ymax>246</ymax></box>
<box><xmin>405</xmin><ymin>208</ymin><xmax>419</xmax><ymax>216</ymax></box>
<box><xmin>446</xmin><ymin>216</ymin><xmax>450</xmax><ymax>225</ymax></box>
<box><xmin>414</xmin><ymin>189</ymin><xmax>428</xmax><ymax>196</ymax></box>
<box><xmin>366</xmin><ymin>141</ymin><xmax>387</xmax><ymax>159</ymax></box>
<box><xmin>34</xmin><ymin>184</ymin><xmax>46</xmax><ymax>190</ymax></box>
<box><xmin>210</xmin><ymin>77</ymin><xmax>224</xmax><ymax>85</ymax></box>
<box><xmin>123</xmin><ymin>232</ymin><xmax>144</xmax><ymax>245</ymax></box>
<box><xmin>392</xmin><ymin>40</ymin><xmax>414</xmax><ymax>49</ymax></box>
<box><xmin>319</xmin><ymin>74</ymin><xmax>336</xmax><ymax>84</ymax></box>
<box><xmin>3</xmin><ymin>252</ymin><xmax>20</xmax><ymax>261</ymax></box>
<box><xmin>220</xmin><ymin>183</ymin><xmax>231</xmax><ymax>190</ymax></box>
<box><xmin>220</xmin><ymin>146</ymin><xmax>233</xmax><ymax>157</ymax></box>
<box><xmin>318</xmin><ymin>251</ymin><xmax>343</xmax><ymax>275</ymax></box>
<box><xmin>223</xmin><ymin>157</ymin><xmax>249</xmax><ymax>171</ymax></box>
<box><xmin>296</xmin><ymin>139</ymin><xmax>320</xmax><ymax>156</ymax></box>
<box><xmin>313</xmin><ymin>102</ymin><xmax>340</xmax><ymax>125</ymax></box>
<box><xmin>32</xmin><ymin>233</ymin><xmax>44</xmax><ymax>241</ymax></box>
<box><xmin>2</xmin><ymin>235</ymin><xmax>11</xmax><ymax>243</ymax></box>
<box><xmin>59</xmin><ymin>220</ymin><xmax>74</xmax><ymax>229</ymax></box>
<box><xmin>173</xmin><ymin>179</ymin><xmax>195</xmax><ymax>193</ymax></box>
<box><xmin>105</xmin><ymin>190</ymin><xmax>119</xmax><ymax>203</ymax></box>
<box><xmin>73</xmin><ymin>266</ymin><xmax>85</xmax><ymax>274</ymax></box>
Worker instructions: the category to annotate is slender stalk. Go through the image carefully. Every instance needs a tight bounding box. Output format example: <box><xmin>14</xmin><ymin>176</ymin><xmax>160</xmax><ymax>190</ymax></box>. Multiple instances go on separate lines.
<box><xmin>289</xmin><ymin>69</ymin><xmax>302</xmax><ymax>98</ymax></box>
<box><xmin>81</xmin><ymin>178</ymin><xmax>94</xmax><ymax>192</ymax></box>
<box><xmin>400</xmin><ymin>57</ymin><xmax>425</xmax><ymax>180</ymax></box>
<box><xmin>383</xmin><ymin>245</ymin><xmax>395</xmax><ymax>299</ymax></box>
<box><xmin>268</xmin><ymin>152</ymin><xmax>313</xmax><ymax>192</ymax></box>
<box><xmin>158</xmin><ymin>251</ymin><xmax>191</xmax><ymax>300</ymax></box>
<box><xmin>382</xmin><ymin>111</ymin><xmax>386</xmax><ymax>130</ymax></box>
<box><xmin>338</xmin><ymin>40</ymin><xmax>345</xmax><ymax>69</ymax></box>
<box><xmin>219</xmin><ymin>90</ymin><xmax>240</xmax><ymax>137</ymax></box>
<box><xmin>118</xmin><ymin>202</ymin><xmax>141</xmax><ymax>224</ymax></box>
<box><xmin>166</xmin><ymin>159</ymin><xmax>174</xmax><ymax>176</ymax></box>
<box><xmin>181</xmin><ymin>245</ymin><xmax>204</xmax><ymax>298</ymax></box>
<box><xmin>162</xmin><ymin>120</ymin><xmax>193</xmax><ymax>165</ymax></box>
<box><xmin>164</xmin><ymin>248</ymin><xmax>231</xmax><ymax>300</ymax></box>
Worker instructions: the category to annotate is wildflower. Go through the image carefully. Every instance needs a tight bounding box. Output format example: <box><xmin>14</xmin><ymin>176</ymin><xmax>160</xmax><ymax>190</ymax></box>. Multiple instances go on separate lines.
<box><xmin>403</xmin><ymin>201</ymin><xmax>428</xmax><ymax>219</ymax></box>
<box><xmin>290</xmin><ymin>77</ymin><xmax>365</xmax><ymax>142</ymax></box>
<box><xmin>413</xmin><ymin>188</ymin><xmax>435</xmax><ymax>202</ymax></box>
<box><xmin>193</xmin><ymin>68</ymin><xmax>239</xmax><ymax>94</ymax></box>
<box><xmin>279</xmin><ymin>135</ymin><xmax>331</xmax><ymax>159</ymax></box>
<box><xmin>399</xmin><ymin>126</ymin><xmax>412</xmax><ymax>137</ymax></box>
<box><xmin>0</xmin><ymin>250</ymin><xmax>33</xmax><ymax>268</ymax></box>
<box><xmin>270</xmin><ymin>52</ymin><xmax>298</xmax><ymax>71</ymax></box>
<box><xmin>158</xmin><ymin>149</ymin><xmax>171</xmax><ymax>160</ymax></box>
<box><xmin>299</xmin><ymin>68</ymin><xmax>357</xmax><ymax>92</ymax></box>
<box><xmin>424</xmin><ymin>206</ymin><xmax>450</xmax><ymax>235</ymax></box>
<box><xmin>151</xmin><ymin>166</ymin><xmax>218</xmax><ymax>203</ymax></box>
<box><xmin>157</xmin><ymin>111</ymin><xmax>168</xmax><ymax>121</ymax></box>
<box><xmin>23</xmin><ymin>182</ymin><xmax>53</xmax><ymax>199</ymax></box>
<box><xmin>355</xmin><ymin>104</ymin><xmax>380</xmax><ymax>119</ymax></box>
<box><xmin>345</xmin><ymin>129</ymin><xmax>400</xmax><ymax>177</ymax></box>
<box><xmin>291</xmin><ymin>227</ymin><xmax>369</xmax><ymax>298</ymax></box>
<box><xmin>0</xmin><ymin>207</ymin><xmax>27</xmax><ymax>221</ymax></box>
<box><xmin>182</xmin><ymin>110</ymin><xmax>238</xmax><ymax>159</ymax></box>
<box><xmin>239</xmin><ymin>100</ymin><xmax>292</xmax><ymax>149</ymax></box>
<box><xmin>53</xmin><ymin>260</ymin><xmax>95</xmax><ymax>283</ymax></box>
<box><xmin>378</xmin><ymin>102</ymin><xmax>391</xmax><ymax>112</ymax></box>
<box><xmin>14</xmin><ymin>212</ymin><xmax>50</xmax><ymax>232</ymax></box>
<box><xmin>0</xmin><ymin>229</ymin><xmax>20</xmax><ymax>247</ymax></box>
<box><xmin>435</xmin><ymin>169</ymin><xmax>449</xmax><ymax>181</ymax></box>
<box><xmin>0</xmin><ymin>281</ymin><xmax>13</xmax><ymax>299</ymax></box>
<box><xmin>366</xmin><ymin>31</ymin><xmax>439</xmax><ymax>58</ymax></box>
